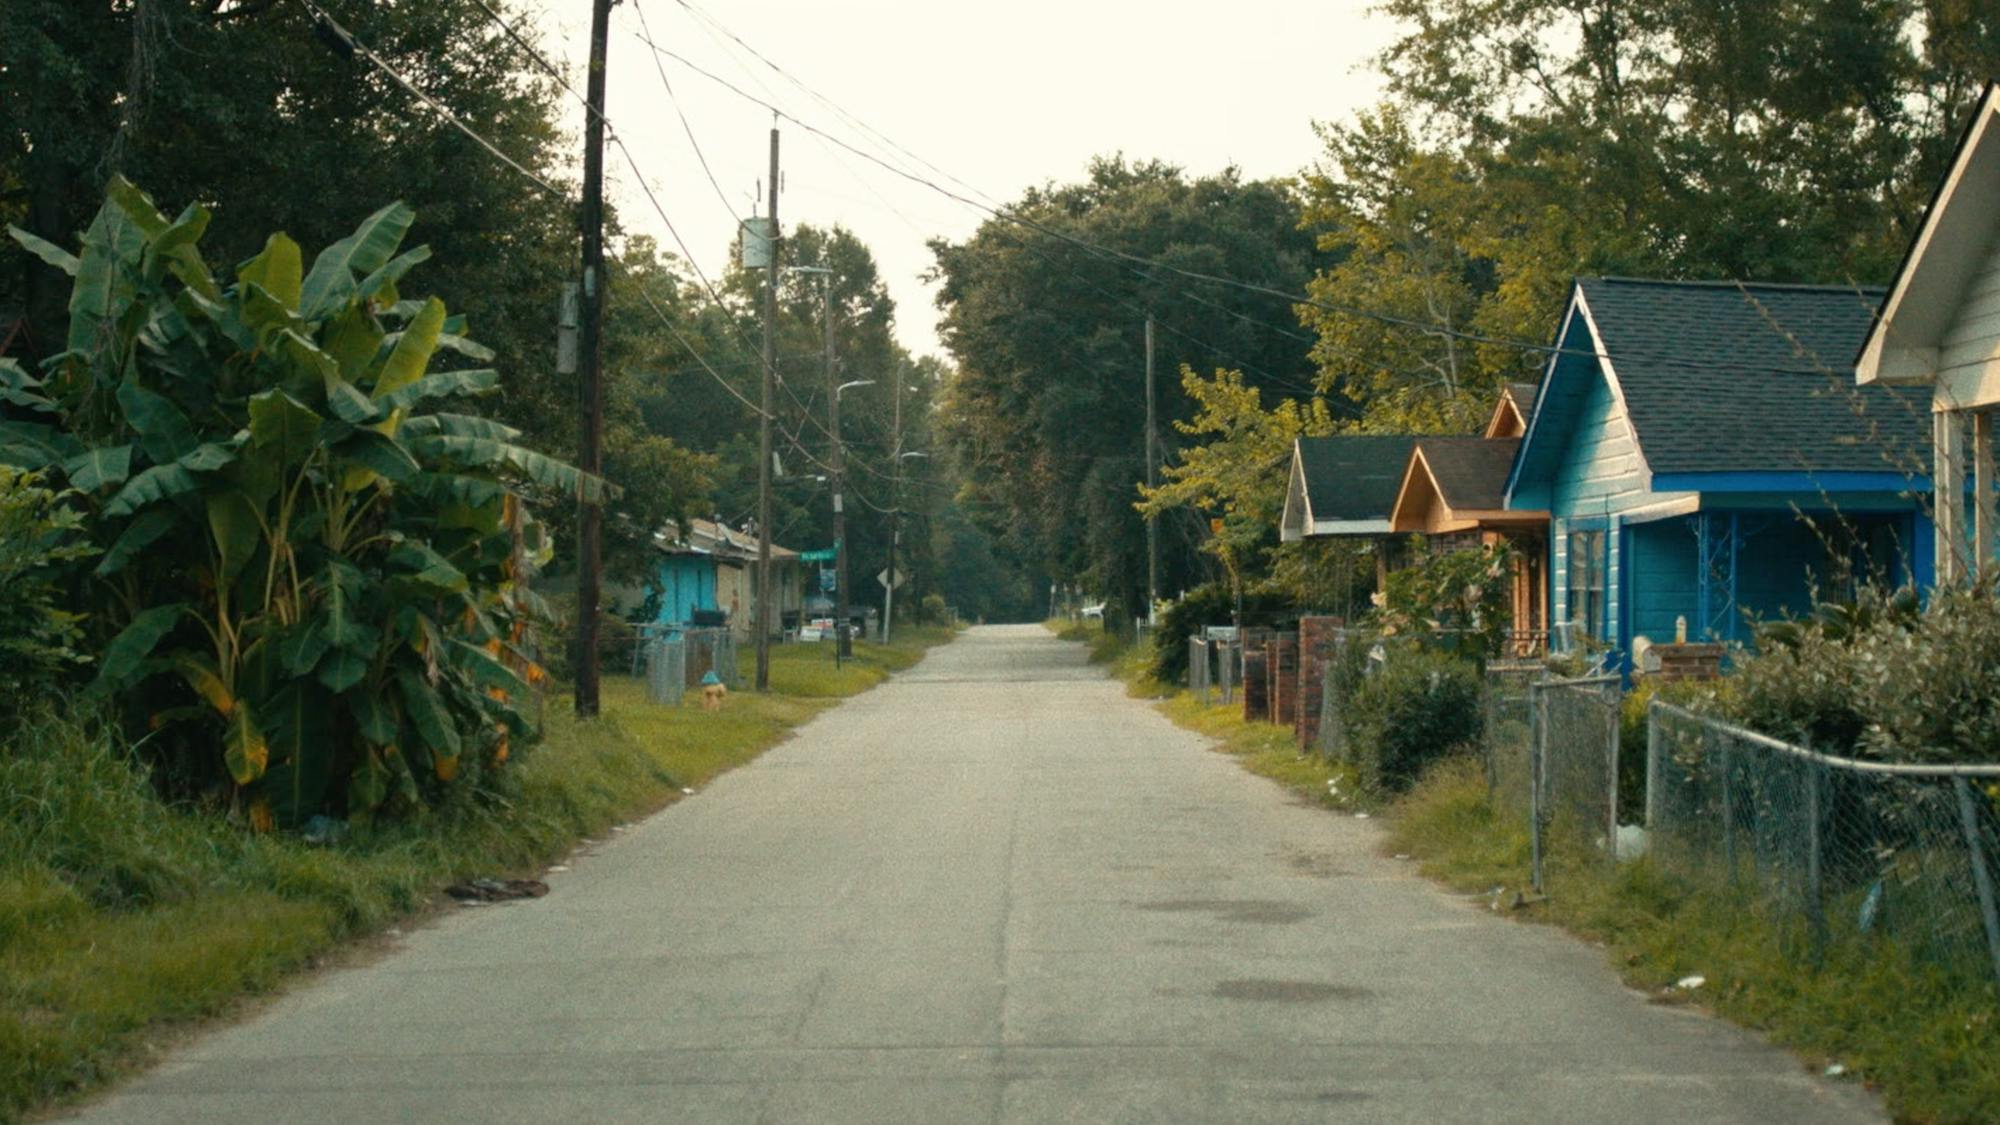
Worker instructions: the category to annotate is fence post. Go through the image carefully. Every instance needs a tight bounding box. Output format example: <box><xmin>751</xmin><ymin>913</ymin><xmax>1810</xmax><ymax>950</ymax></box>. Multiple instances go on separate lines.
<box><xmin>1805</xmin><ymin>762</ymin><xmax>1827</xmax><ymax>965</ymax></box>
<box><xmin>1952</xmin><ymin>777</ymin><xmax>2000</xmax><ymax>992</ymax></box>
<box><xmin>1604</xmin><ymin>680</ymin><xmax>1621</xmax><ymax>860</ymax></box>
<box><xmin>1645</xmin><ymin>700</ymin><xmax>1662</xmax><ymax>831</ymax></box>
<box><xmin>1717</xmin><ymin>728</ymin><xmax>1736</xmax><ymax>884</ymax></box>
<box><xmin>1530</xmin><ymin>680</ymin><xmax>1546</xmax><ymax>894</ymax></box>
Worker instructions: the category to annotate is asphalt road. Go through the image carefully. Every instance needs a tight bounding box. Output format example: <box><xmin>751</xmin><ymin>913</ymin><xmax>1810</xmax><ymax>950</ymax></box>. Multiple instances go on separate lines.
<box><xmin>71</xmin><ymin>625</ymin><xmax>1880</xmax><ymax>1124</ymax></box>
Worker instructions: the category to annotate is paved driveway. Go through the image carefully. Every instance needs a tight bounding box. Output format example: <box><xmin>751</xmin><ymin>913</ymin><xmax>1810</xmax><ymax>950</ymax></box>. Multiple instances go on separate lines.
<box><xmin>72</xmin><ymin>624</ymin><xmax>1879</xmax><ymax>1123</ymax></box>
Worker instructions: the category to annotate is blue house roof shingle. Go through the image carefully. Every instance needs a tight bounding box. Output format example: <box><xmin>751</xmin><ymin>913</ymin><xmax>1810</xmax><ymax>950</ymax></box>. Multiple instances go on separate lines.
<box><xmin>1576</xmin><ymin>278</ymin><xmax>1932</xmax><ymax>477</ymax></box>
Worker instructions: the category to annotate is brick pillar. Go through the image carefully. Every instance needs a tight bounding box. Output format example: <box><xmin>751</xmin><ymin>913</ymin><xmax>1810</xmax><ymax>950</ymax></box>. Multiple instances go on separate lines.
<box><xmin>1296</xmin><ymin>616</ymin><xmax>1344</xmax><ymax>748</ymax></box>
<box><xmin>1241</xmin><ymin>629</ymin><xmax>1271</xmax><ymax>722</ymax></box>
<box><xmin>1271</xmin><ymin>635</ymin><xmax>1299</xmax><ymax>729</ymax></box>
<box><xmin>1645</xmin><ymin>642</ymin><xmax>1724</xmax><ymax>682</ymax></box>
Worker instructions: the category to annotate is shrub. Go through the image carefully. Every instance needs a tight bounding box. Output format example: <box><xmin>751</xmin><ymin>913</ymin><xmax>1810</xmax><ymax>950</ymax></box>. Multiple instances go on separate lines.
<box><xmin>1344</xmin><ymin>645</ymin><xmax>1483</xmax><ymax>792</ymax></box>
<box><xmin>0</xmin><ymin>467</ymin><xmax>96</xmax><ymax>696</ymax></box>
<box><xmin>919</xmin><ymin>592</ymin><xmax>948</xmax><ymax>625</ymax></box>
<box><xmin>1376</xmin><ymin>539</ymin><xmax>1515</xmax><ymax>658</ymax></box>
<box><xmin>1146</xmin><ymin>582</ymin><xmax>1295</xmax><ymax>684</ymax></box>
<box><xmin>1732</xmin><ymin>583</ymin><xmax>2000</xmax><ymax>763</ymax></box>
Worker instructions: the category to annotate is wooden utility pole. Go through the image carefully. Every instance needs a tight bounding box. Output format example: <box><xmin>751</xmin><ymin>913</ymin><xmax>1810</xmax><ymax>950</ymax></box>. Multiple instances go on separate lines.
<box><xmin>824</xmin><ymin>281</ymin><xmax>853</xmax><ymax>662</ymax></box>
<box><xmin>574</xmin><ymin>0</ymin><xmax>613</xmax><ymax>717</ymax></box>
<box><xmin>882</xmin><ymin>363</ymin><xmax>903</xmax><ymax>644</ymax></box>
<box><xmin>1144</xmin><ymin>317</ymin><xmax>1158</xmax><ymax>628</ymax></box>
<box><xmin>755</xmin><ymin>122</ymin><xmax>779</xmax><ymax>692</ymax></box>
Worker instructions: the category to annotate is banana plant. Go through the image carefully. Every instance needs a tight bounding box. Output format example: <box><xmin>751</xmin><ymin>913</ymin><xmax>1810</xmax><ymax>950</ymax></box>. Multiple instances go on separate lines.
<box><xmin>3</xmin><ymin>179</ymin><xmax>605</xmax><ymax>826</ymax></box>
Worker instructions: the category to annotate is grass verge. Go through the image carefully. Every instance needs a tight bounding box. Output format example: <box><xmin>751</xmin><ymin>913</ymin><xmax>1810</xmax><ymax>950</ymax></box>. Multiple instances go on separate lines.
<box><xmin>1044</xmin><ymin>622</ymin><xmax>1997</xmax><ymax>1120</ymax></box>
<box><xmin>1045</xmin><ymin>622</ymin><xmax>1362</xmax><ymax>809</ymax></box>
<box><xmin>0</xmin><ymin>627</ymin><xmax>955</xmax><ymax>1124</ymax></box>
<box><xmin>1387</xmin><ymin>756</ymin><xmax>2000</xmax><ymax>1125</ymax></box>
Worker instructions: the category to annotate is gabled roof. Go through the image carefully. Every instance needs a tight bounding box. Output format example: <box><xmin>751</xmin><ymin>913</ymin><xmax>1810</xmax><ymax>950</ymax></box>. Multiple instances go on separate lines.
<box><xmin>1282</xmin><ymin>435</ymin><xmax>1418</xmax><ymax>538</ymax></box>
<box><xmin>1856</xmin><ymin>82</ymin><xmax>2000</xmax><ymax>397</ymax></box>
<box><xmin>1512</xmin><ymin>278</ymin><xmax>1931</xmax><ymax>496</ymax></box>
<box><xmin>1392</xmin><ymin>437</ymin><xmax>1545</xmax><ymax>533</ymax></box>
<box><xmin>1483</xmin><ymin>382</ymin><xmax>1539</xmax><ymax>439</ymax></box>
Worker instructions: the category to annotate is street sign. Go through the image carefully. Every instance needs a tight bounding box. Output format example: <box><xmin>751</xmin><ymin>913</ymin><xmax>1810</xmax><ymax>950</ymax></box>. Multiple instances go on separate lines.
<box><xmin>875</xmin><ymin>568</ymin><xmax>906</xmax><ymax>590</ymax></box>
<box><xmin>799</xmin><ymin>547</ymin><xmax>838</xmax><ymax>562</ymax></box>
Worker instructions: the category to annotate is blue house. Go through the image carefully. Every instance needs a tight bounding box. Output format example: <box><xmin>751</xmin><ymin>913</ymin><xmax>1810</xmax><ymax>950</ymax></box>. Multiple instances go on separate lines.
<box><xmin>1506</xmin><ymin>278</ymin><xmax>1936</xmax><ymax>665</ymax></box>
<box><xmin>649</xmin><ymin>518</ymin><xmax>803</xmax><ymax>640</ymax></box>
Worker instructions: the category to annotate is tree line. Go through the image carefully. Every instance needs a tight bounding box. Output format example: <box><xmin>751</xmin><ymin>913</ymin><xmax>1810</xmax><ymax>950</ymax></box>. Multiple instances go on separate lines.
<box><xmin>930</xmin><ymin>0</ymin><xmax>2000</xmax><ymax>622</ymax></box>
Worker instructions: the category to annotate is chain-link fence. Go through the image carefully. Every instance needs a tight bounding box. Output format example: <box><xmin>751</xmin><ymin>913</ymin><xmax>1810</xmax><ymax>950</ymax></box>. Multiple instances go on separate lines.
<box><xmin>1538</xmin><ymin>675</ymin><xmax>1622</xmax><ymax>876</ymax></box>
<box><xmin>644</xmin><ymin>631</ymin><xmax>688</xmax><ymax>705</ymax></box>
<box><xmin>1479</xmin><ymin>670</ymin><xmax>1620</xmax><ymax>891</ymax></box>
<box><xmin>1649</xmin><ymin>701</ymin><xmax>2000</xmax><ymax>990</ymax></box>
<box><xmin>639</xmin><ymin>626</ymin><xmax>741</xmax><ymax>706</ymax></box>
<box><xmin>1481</xmin><ymin>663</ymin><xmax>1540</xmax><ymax>813</ymax></box>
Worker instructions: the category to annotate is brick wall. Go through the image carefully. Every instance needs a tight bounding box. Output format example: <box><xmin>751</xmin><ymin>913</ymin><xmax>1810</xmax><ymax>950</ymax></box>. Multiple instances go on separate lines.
<box><xmin>1646</xmin><ymin>642</ymin><xmax>1724</xmax><ymax>682</ymax></box>
<box><xmin>1295</xmin><ymin>617</ymin><xmax>1345</xmax><ymax>748</ymax></box>
<box><xmin>1270</xmin><ymin>636</ymin><xmax>1299</xmax><ymax>729</ymax></box>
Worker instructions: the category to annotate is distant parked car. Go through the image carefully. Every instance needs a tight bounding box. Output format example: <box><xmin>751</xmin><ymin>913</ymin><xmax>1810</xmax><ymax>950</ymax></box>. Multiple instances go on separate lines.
<box><xmin>1080</xmin><ymin>603</ymin><xmax>1106</xmax><ymax>620</ymax></box>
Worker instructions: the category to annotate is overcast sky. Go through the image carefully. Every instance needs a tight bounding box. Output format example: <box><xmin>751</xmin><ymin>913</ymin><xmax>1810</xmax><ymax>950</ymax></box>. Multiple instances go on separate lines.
<box><xmin>530</xmin><ymin>1</ymin><xmax>1401</xmax><ymax>361</ymax></box>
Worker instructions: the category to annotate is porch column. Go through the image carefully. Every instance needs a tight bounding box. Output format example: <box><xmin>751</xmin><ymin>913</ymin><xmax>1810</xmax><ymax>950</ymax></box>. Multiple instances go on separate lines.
<box><xmin>1936</xmin><ymin>408</ymin><xmax>1967</xmax><ymax>586</ymax></box>
<box><xmin>1976</xmin><ymin>409</ymin><xmax>1996</xmax><ymax>580</ymax></box>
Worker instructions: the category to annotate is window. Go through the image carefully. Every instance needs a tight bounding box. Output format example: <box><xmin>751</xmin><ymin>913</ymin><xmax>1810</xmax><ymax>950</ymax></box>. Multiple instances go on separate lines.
<box><xmin>1567</xmin><ymin>529</ymin><xmax>1605</xmax><ymax>643</ymax></box>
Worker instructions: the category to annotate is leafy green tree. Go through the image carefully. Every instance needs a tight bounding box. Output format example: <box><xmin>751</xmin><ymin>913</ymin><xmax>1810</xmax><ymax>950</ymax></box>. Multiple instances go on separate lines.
<box><xmin>1136</xmin><ymin>367</ymin><xmax>1334</xmax><ymax>600</ymax></box>
<box><xmin>932</xmin><ymin>158</ymin><xmax>1326</xmax><ymax>621</ymax></box>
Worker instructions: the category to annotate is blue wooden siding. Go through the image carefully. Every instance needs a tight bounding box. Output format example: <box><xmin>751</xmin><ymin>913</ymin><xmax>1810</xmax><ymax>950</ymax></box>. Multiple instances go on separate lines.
<box><xmin>652</xmin><ymin>556</ymin><xmax>719</xmax><ymax>626</ymax></box>
<box><xmin>1627</xmin><ymin>520</ymin><xmax>1697</xmax><ymax>645</ymax></box>
<box><xmin>1550</xmin><ymin>377</ymin><xmax>1647</xmax><ymax>514</ymax></box>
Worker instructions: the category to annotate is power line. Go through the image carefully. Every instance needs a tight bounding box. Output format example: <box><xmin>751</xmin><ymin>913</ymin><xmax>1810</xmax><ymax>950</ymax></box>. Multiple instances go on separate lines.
<box><xmin>629</xmin><ymin>0</ymin><xmax>740</xmax><ymax>227</ymax></box>
<box><xmin>626</xmin><ymin>18</ymin><xmax>1873</xmax><ymax>381</ymax></box>
<box><xmin>296</xmin><ymin>0</ymin><xmax>564</xmax><ymax>197</ymax></box>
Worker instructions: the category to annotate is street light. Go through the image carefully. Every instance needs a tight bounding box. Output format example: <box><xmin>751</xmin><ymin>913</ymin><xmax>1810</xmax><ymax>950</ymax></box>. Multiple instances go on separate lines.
<box><xmin>882</xmin><ymin>450</ymin><xmax>929</xmax><ymax>644</ymax></box>
<box><xmin>837</xmin><ymin>379</ymin><xmax>874</xmax><ymax>398</ymax></box>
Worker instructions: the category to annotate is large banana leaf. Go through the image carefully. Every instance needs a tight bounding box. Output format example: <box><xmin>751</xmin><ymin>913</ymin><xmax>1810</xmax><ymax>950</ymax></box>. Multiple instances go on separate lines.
<box><xmin>407</xmin><ymin>433</ymin><xmax>614</xmax><ymax>501</ymax></box>
<box><xmin>0</xmin><ymin>359</ymin><xmax>55</xmax><ymax>412</ymax></box>
<box><xmin>370</xmin><ymin>297</ymin><xmax>444</xmax><ymax>407</ymax></box>
<box><xmin>206</xmin><ymin>489</ymin><xmax>263</xmax><ymax>585</ymax></box>
<box><xmin>260</xmin><ymin>680</ymin><xmax>334</xmax><ymax>828</ymax></box>
<box><xmin>247</xmin><ymin>389</ymin><xmax>322</xmax><ymax>465</ymax></box>
<box><xmin>396</xmin><ymin>669</ymin><xmax>461</xmax><ymax>762</ymax></box>
<box><xmin>0</xmin><ymin>420</ymin><xmax>82</xmax><ymax>470</ymax></box>
<box><xmin>300</xmin><ymin>201</ymin><xmax>415</xmax><ymax>320</ymax></box>
<box><xmin>238</xmin><ymin>233</ymin><xmax>303</xmax><ymax>312</ymax></box>
<box><xmin>173</xmin><ymin>651</ymin><xmax>235</xmax><ymax>717</ymax></box>
<box><xmin>61</xmin><ymin>444</ymin><xmax>133</xmax><ymax>492</ymax></box>
<box><xmin>104</xmin><ymin>442</ymin><xmax>237</xmax><ymax>517</ymax></box>
<box><xmin>276</xmin><ymin>616</ymin><xmax>331</xmax><ymax>677</ymax></box>
<box><xmin>375</xmin><ymin>368</ymin><xmax>497</xmax><ymax>413</ymax></box>
<box><xmin>115</xmin><ymin>381</ymin><xmax>198</xmax><ymax>462</ymax></box>
<box><xmin>93</xmin><ymin>603</ymin><xmax>188</xmax><ymax>693</ymax></box>
<box><xmin>333</xmin><ymin>428</ymin><xmax>420</xmax><ymax>482</ymax></box>
<box><xmin>388</xmin><ymin>541</ymin><xmax>468</xmax><ymax>595</ymax></box>
<box><xmin>357</xmin><ymin>245</ymin><xmax>433</xmax><ymax>304</ymax></box>
<box><xmin>222</xmin><ymin>697</ymin><xmax>270</xmax><ymax>784</ymax></box>
<box><xmin>401</xmin><ymin>412</ymin><xmax>521</xmax><ymax>442</ymax></box>
<box><xmin>8</xmin><ymin>226</ymin><xmax>79</xmax><ymax>276</ymax></box>
<box><xmin>94</xmin><ymin>508</ymin><xmax>178</xmax><ymax>576</ymax></box>
<box><xmin>65</xmin><ymin>187</ymin><xmax>152</xmax><ymax>358</ymax></box>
